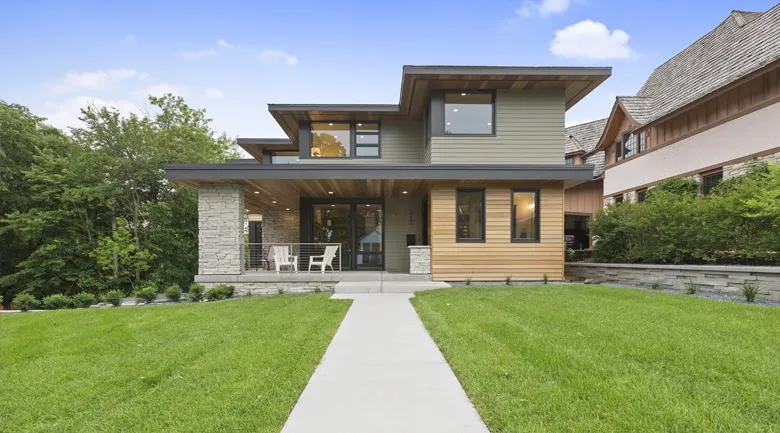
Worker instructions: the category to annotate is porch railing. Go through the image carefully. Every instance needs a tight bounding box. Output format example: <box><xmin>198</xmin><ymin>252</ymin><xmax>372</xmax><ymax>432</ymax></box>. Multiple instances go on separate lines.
<box><xmin>245</xmin><ymin>243</ymin><xmax>342</xmax><ymax>273</ymax></box>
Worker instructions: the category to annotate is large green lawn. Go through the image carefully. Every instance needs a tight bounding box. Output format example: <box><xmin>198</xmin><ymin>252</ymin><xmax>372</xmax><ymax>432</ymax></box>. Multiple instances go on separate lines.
<box><xmin>412</xmin><ymin>285</ymin><xmax>780</xmax><ymax>433</ymax></box>
<box><xmin>0</xmin><ymin>295</ymin><xmax>351</xmax><ymax>433</ymax></box>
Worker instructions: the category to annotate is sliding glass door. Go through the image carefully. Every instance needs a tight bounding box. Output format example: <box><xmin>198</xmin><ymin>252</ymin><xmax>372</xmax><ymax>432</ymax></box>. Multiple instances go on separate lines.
<box><xmin>311</xmin><ymin>202</ymin><xmax>383</xmax><ymax>270</ymax></box>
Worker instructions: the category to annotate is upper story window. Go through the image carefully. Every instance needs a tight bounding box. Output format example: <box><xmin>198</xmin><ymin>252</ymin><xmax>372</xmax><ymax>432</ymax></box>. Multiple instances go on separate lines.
<box><xmin>565</xmin><ymin>157</ymin><xmax>574</xmax><ymax>165</ymax></box>
<box><xmin>623</xmin><ymin>133</ymin><xmax>637</xmax><ymax>158</ymax></box>
<box><xmin>310</xmin><ymin>121</ymin><xmax>380</xmax><ymax>159</ymax></box>
<box><xmin>444</xmin><ymin>92</ymin><xmax>494</xmax><ymax>135</ymax></box>
<box><xmin>638</xmin><ymin>131</ymin><xmax>646</xmax><ymax>153</ymax></box>
<box><xmin>614</xmin><ymin>141</ymin><xmax>623</xmax><ymax>162</ymax></box>
<box><xmin>271</xmin><ymin>151</ymin><xmax>299</xmax><ymax>164</ymax></box>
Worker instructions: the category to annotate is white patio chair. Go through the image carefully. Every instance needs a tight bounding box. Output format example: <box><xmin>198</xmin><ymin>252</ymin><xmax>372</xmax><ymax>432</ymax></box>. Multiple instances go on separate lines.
<box><xmin>308</xmin><ymin>245</ymin><xmax>339</xmax><ymax>273</ymax></box>
<box><xmin>272</xmin><ymin>245</ymin><xmax>298</xmax><ymax>274</ymax></box>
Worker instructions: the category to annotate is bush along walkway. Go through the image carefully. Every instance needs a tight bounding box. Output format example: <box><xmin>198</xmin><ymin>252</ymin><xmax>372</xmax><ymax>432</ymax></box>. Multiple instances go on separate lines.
<box><xmin>281</xmin><ymin>294</ymin><xmax>489</xmax><ymax>433</ymax></box>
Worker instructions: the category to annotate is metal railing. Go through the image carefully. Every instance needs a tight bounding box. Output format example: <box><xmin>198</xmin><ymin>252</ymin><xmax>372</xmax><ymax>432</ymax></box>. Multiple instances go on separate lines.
<box><xmin>245</xmin><ymin>243</ymin><xmax>342</xmax><ymax>273</ymax></box>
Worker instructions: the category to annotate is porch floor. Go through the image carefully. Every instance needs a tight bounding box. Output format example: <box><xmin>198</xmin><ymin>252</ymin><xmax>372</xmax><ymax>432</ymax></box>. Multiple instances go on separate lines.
<box><xmin>195</xmin><ymin>271</ymin><xmax>434</xmax><ymax>283</ymax></box>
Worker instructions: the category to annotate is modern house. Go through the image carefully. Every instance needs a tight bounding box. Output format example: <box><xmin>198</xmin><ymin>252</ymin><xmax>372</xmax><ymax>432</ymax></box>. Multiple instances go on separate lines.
<box><xmin>563</xmin><ymin>118</ymin><xmax>607</xmax><ymax>249</ymax></box>
<box><xmin>588</xmin><ymin>6</ymin><xmax>780</xmax><ymax>204</ymax></box>
<box><xmin>164</xmin><ymin>65</ymin><xmax>611</xmax><ymax>290</ymax></box>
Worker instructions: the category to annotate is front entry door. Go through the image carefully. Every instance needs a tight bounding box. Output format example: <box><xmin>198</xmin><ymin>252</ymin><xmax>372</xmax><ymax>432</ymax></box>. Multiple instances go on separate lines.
<box><xmin>311</xmin><ymin>202</ymin><xmax>383</xmax><ymax>270</ymax></box>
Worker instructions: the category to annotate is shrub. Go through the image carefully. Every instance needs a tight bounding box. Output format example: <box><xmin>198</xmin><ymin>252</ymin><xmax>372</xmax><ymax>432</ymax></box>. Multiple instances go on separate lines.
<box><xmin>42</xmin><ymin>294</ymin><xmax>72</xmax><ymax>310</ymax></box>
<box><xmin>104</xmin><ymin>290</ymin><xmax>124</xmax><ymax>307</ymax></box>
<box><xmin>134</xmin><ymin>285</ymin><xmax>158</xmax><ymax>304</ymax></box>
<box><xmin>220</xmin><ymin>284</ymin><xmax>235</xmax><ymax>298</ymax></box>
<box><xmin>742</xmin><ymin>282</ymin><xmax>759</xmax><ymax>303</ymax></box>
<box><xmin>205</xmin><ymin>286</ymin><xmax>228</xmax><ymax>302</ymax></box>
<box><xmin>543</xmin><ymin>273</ymin><xmax>549</xmax><ymax>285</ymax></box>
<box><xmin>644</xmin><ymin>178</ymin><xmax>700</xmax><ymax>201</ymax></box>
<box><xmin>465</xmin><ymin>277</ymin><xmax>472</xmax><ymax>286</ymax></box>
<box><xmin>165</xmin><ymin>284</ymin><xmax>182</xmax><ymax>302</ymax></box>
<box><xmin>13</xmin><ymin>293</ymin><xmax>40</xmax><ymax>311</ymax></box>
<box><xmin>188</xmin><ymin>284</ymin><xmax>205</xmax><ymax>302</ymax></box>
<box><xmin>313</xmin><ymin>286</ymin><xmax>320</xmax><ymax>294</ymax></box>
<box><xmin>505</xmin><ymin>276</ymin><xmax>512</xmax><ymax>286</ymax></box>
<box><xmin>277</xmin><ymin>288</ymin><xmax>285</xmax><ymax>295</ymax></box>
<box><xmin>684</xmin><ymin>280</ymin><xmax>698</xmax><ymax>295</ymax></box>
<box><xmin>72</xmin><ymin>292</ymin><xmax>96</xmax><ymax>308</ymax></box>
<box><xmin>650</xmin><ymin>281</ymin><xmax>663</xmax><ymax>290</ymax></box>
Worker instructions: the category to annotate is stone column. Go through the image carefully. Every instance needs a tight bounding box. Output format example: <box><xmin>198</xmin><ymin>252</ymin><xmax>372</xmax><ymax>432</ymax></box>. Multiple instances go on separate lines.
<box><xmin>409</xmin><ymin>246</ymin><xmax>431</xmax><ymax>275</ymax></box>
<box><xmin>198</xmin><ymin>183</ymin><xmax>245</xmax><ymax>275</ymax></box>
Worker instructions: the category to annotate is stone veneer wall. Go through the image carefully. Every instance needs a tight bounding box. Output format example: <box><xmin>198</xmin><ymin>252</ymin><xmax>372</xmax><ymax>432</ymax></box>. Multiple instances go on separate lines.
<box><xmin>566</xmin><ymin>262</ymin><xmax>780</xmax><ymax>301</ymax></box>
<box><xmin>409</xmin><ymin>246</ymin><xmax>431</xmax><ymax>275</ymax></box>
<box><xmin>200</xmin><ymin>281</ymin><xmax>335</xmax><ymax>296</ymax></box>
<box><xmin>198</xmin><ymin>183</ymin><xmax>244</xmax><ymax>275</ymax></box>
<box><xmin>724</xmin><ymin>151</ymin><xmax>780</xmax><ymax>179</ymax></box>
<box><xmin>262</xmin><ymin>211</ymin><xmax>300</xmax><ymax>245</ymax></box>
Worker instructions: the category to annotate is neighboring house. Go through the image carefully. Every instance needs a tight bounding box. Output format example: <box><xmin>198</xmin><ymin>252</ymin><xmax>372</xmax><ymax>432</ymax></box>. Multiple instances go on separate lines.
<box><xmin>165</xmin><ymin>65</ymin><xmax>610</xmax><ymax>283</ymax></box>
<box><xmin>563</xmin><ymin>118</ymin><xmax>607</xmax><ymax>249</ymax></box>
<box><xmin>588</xmin><ymin>6</ymin><xmax>780</xmax><ymax>205</ymax></box>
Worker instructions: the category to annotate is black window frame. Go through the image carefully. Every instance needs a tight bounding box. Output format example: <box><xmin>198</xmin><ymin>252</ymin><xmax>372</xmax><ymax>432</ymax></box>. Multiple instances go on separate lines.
<box><xmin>455</xmin><ymin>188</ymin><xmax>486</xmax><ymax>243</ymax></box>
<box><xmin>442</xmin><ymin>90</ymin><xmax>496</xmax><ymax>136</ymax></box>
<box><xmin>637</xmin><ymin>188</ymin><xmax>647</xmax><ymax>202</ymax></box>
<box><xmin>565</xmin><ymin>156</ymin><xmax>574</xmax><ymax>165</ymax></box>
<box><xmin>638</xmin><ymin>131</ymin><xmax>646</xmax><ymax>153</ymax></box>
<box><xmin>309</xmin><ymin>121</ymin><xmax>381</xmax><ymax>160</ymax></box>
<box><xmin>701</xmin><ymin>170</ymin><xmax>723</xmax><ymax>195</ymax></box>
<box><xmin>623</xmin><ymin>133</ymin><xmax>637</xmax><ymax>159</ymax></box>
<box><xmin>614</xmin><ymin>194</ymin><xmax>624</xmax><ymax>204</ymax></box>
<box><xmin>510</xmin><ymin>188</ymin><xmax>541</xmax><ymax>243</ymax></box>
<box><xmin>614</xmin><ymin>141</ymin><xmax>623</xmax><ymax>162</ymax></box>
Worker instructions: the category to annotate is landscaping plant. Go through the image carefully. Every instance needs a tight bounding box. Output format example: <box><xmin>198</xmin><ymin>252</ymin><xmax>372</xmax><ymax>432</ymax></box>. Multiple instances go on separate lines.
<box><xmin>165</xmin><ymin>284</ymin><xmax>182</xmax><ymax>302</ymax></box>
<box><xmin>188</xmin><ymin>283</ymin><xmax>205</xmax><ymax>302</ymax></box>
<box><xmin>684</xmin><ymin>280</ymin><xmax>698</xmax><ymax>295</ymax></box>
<box><xmin>205</xmin><ymin>285</ymin><xmax>232</xmax><ymax>302</ymax></box>
<box><xmin>277</xmin><ymin>288</ymin><xmax>285</xmax><ymax>295</ymax></box>
<box><xmin>42</xmin><ymin>294</ymin><xmax>72</xmax><ymax>310</ymax></box>
<box><xmin>71</xmin><ymin>292</ymin><xmax>96</xmax><ymax>308</ymax></box>
<box><xmin>134</xmin><ymin>285</ymin><xmax>158</xmax><ymax>304</ymax></box>
<box><xmin>103</xmin><ymin>290</ymin><xmax>124</xmax><ymax>307</ymax></box>
<box><xmin>465</xmin><ymin>277</ymin><xmax>472</xmax><ymax>286</ymax></box>
<box><xmin>505</xmin><ymin>276</ymin><xmax>512</xmax><ymax>286</ymax></box>
<box><xmin>543</xmin><ymin>273</ymin><xmax>549</xmax><ymax>285</ymax></box>
<box><xmin>12</xmin><ymin>293</ymin><xmax>40</xmax><ymax>311</ymax></box>
<box><xmin>650</xmin><ymin>280</ymin><xmax>663</xmax><ymax>290</ymax></box>
<box><xmin>742</xmin><ymin>281</ymin><xmax>759</xmax><ymax>303</ymax></box>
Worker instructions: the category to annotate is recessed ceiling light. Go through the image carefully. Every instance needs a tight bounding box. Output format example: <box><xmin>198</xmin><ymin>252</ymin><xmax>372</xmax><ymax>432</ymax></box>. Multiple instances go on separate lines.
<box><xmin>365</xmin><ymin>204</ymin><xmax>370</xmax><ymax>207</ymax></box>
<box><xmin>272</xmin><ymin>200</ymin><xmax>277</xmax><ymax>204</ymax></box>
<box><xmin>285</xmin><ymin>208</ymin><xmax>290</xmax><ymax>211</ymax></box>
<box><xmin>357</xmin><ymin>123</ymin><xmax>363</xmax><ymax>126</ymax></box>
<box><xmin>328</xmin><ymin>122</ymin><xmax>333</xmax><ymax>126</ymax></box>
<box><xmin>331</xmin><ymin>204</ymin><xmax>335</xmax><ymax>207</ymax></box>
<box><xmin>453</xmin><ymin>108</ymin><xmax>458</xmax><ymax>112</ymax></box>
<box><xmin>461</xmin><ymin>92</ymin><xmax>467</xmax><ymax>96</ymax></box>
<box><xmin>487</xmin><ymin>122</ymin><xmax>492</xmax><ymax>126</ymax></box>
<box><xmin>446</xmin><ymin>122</ymin><xmax>451</xmax><ymax>126</ymax></box>
<box><xmin>402</xmin><ymin>190</ymin><xmax>408</xmax><ymax>194</ymax></box>
<box><xmin>254</xmin><ymin>191</ymin><xmax>259</xmax><ymax>194</ymax></box>
<box><xmin>328</xmin><ymin>191</ymin><xmax>334</xmax><ymax>195</ymax></box>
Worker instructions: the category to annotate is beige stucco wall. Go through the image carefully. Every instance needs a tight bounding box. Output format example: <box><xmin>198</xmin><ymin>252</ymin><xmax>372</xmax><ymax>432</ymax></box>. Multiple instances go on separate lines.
<box><xmin>429</xmin><ymin>88</ymin><xmax>565</xmax><ymax>164</ymax></box>
<box><xmin>604</xmin><ymin>101</ymin><xmax>780</xmax><ymax>196</ymax></box>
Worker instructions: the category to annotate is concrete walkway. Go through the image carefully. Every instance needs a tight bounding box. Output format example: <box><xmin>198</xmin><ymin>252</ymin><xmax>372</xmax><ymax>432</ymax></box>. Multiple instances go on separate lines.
<box><xmin>281</xmin><ymin>294</ymin><xmax>490</xmax><ymax>433</ymax></box>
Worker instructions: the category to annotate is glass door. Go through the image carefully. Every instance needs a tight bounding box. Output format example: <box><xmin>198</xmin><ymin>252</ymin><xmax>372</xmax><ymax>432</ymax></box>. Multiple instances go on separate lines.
<box><xmin>312</xmin><ymin>204</ymin><xmax>353</xmax><ymax>270</ymax></box>
<box><xmin>356</xmin><ymin>204</ymin><xmax>383</xmax><ymax>270</ymax></box>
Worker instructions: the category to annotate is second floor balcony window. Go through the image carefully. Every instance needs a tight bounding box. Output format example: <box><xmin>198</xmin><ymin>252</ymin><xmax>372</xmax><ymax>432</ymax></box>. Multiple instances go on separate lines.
<box><xmin>311</xmin><ymin>122</ymin><xmax>351</xmax><ymax>158</ymax></box>
<box><xmin>444</xmin><ymin>92</ymin><xmax>494</xmax><ymax>135</ymax></box>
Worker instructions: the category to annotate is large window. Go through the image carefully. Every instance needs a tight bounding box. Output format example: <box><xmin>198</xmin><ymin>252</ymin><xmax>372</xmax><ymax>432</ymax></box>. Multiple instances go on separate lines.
<box><xmin>444</xmin><ymin>92</ymin><xmax>494</xmax><ymax>135</ymax></box>
<box><xmin>456</xmin><ymin>189</ymin><xmax>485</xmax><ymax>242</ymax></box>
<box><xmin>355</xmin><ymin>123</ymin><xmax>380</xmax><ymax>157</ymax></box>
<box><xmin>511</xmin><ymin>189</ymin><xmax>539</xmax><ymax>242</ymax></box>
<box><xmin>311</xmin><ymin>122</ymin><xmax>350</xmax><ymax>158</ymax></box>
<box><xmin>702</xmin><ymin>170</ymin><xmax>723</xmax><ymax>195</ymax></box>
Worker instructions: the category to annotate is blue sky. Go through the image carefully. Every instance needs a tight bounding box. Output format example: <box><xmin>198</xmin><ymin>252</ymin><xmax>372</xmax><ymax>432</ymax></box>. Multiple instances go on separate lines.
<box><xmin>1</xmin><ymin>0</ymin><xmax>777</xmax><ymax>139</ymax></box>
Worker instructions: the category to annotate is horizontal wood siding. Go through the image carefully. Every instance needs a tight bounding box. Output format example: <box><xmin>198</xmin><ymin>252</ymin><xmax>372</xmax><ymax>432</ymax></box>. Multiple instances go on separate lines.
<box><xmin>564</xmin><ymin>179</ymin><xmax>603</xmax><ymax>216</ymax></box>
<box><xmin>429</xmin><ymin>182</ymin><xmax>564</xmax><ymax>281</ymax></box>
<box><xmin>429</xmin><ymin>88</ymin><xmax>565</xmax><ymax>164</ymax></box>
<box><xmin>300</xmin><ymin>120</ymin><xmax>423</xmax><ymax>164</ymax></box>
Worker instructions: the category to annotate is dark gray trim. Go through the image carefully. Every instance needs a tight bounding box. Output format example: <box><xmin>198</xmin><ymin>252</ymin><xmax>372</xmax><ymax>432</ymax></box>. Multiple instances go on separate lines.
<box><xmin>298</xmin><ymin>121</ymin><xmax>311</xmax><ymax>159</ymax></box>
<box><xmin>402</xmin><ymin>65</ymin><xmax>613</xmax><ymax>77</ymax></box>
<box><xmin>510</xmin><ymin>188</ymin><xmax>541</xmax><ymax>243</ymax></box>
<box><xmin>164</xmin><ymin>163</ymin><xmax>596</xmax><ymax>181</ymax></box>
<box><xmin>441</xmin><ymin>90</ymin><xmax>496</xmax><ymax>137</ymax></box>
<box><xmin>237</xmin><ymin>138</ymin><xmax>292</xmax><ymax>146</ymax></box>
<box><xmin>261</xmin><ymin>150</ymin><xmax>272</xmax><ymax>165</ymax></box>
<box><xmin>429</xmin><ymin>91</ymin><xmax>444</xmax><ymax>137</ymax></box>
<box><xmin>270</xmin><ymin>104</ymin><xmax>399</xmax><ymax>112</ymax></box>
<box><xmin>456</xmin><ymin>188</ymin><xmax>486</xmax><ymax>243</ymax></box>
<box><xmin>225</xmin><ymin>158</ymin><xmax>260</xmax><ymax>164</ymax></box>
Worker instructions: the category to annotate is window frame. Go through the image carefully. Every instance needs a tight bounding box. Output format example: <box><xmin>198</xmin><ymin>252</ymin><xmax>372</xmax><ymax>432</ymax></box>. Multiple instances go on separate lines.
<box><xmin>623</xmin><ymin>133</ymin><xmax>637</xmax><ymax>159</ymax></box>
<box><xmin>455</xmin><ymin>188</ymin><xmax>486</xmax><ymax>243</ymax></box>
<box><xmin>614</xmin><ymin>140</ymin><xmax>623</xmax><ymax>162</ymax></box>
<box><xmin>565</xmin><ymin>156</ymin><xmax>574</xmax><ymax>165</ymax></box>
<box><xmin>510</xmin><ymin>188</ymin><xmax>541</xmax><ymax>243</ymax></box>
<box><xmin>701</xmin><ymin>169</ymin><xmax>723</xmax><ymax>195</ymax></box>
<box><xmin>636</xmin><ymin>188</ymin><xmax>647</xmax><ymax>203</ymax></box>
<box><xmin>442</xmin><ymin>90</ymin><xmax>496</xmax><ymax>136</ymax></box>
<box><xmin>614</xmin><ymin>194</ymin><xmax>624</xmax><ymax>204</ymax></box>
<box><xmin>309</xmin><ymin>121</ymin><xmax>381</xmax><ymax>159</ymax></box>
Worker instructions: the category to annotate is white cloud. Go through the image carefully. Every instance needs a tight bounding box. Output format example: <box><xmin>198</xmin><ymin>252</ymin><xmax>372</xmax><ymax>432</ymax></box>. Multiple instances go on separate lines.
<box><xmin>516</xmin><ymin>0</ymin><xmax>570</xmax><ymax>17</ymax></box>
<box><xmin>50</xmin><ymin>69</ymin><xmax>139</xmax><ymax>93</ymax></box>
<box><xmin>140</xmin><ymin>83</ymin><xmax>186</xmax><ymax>98</ymax></box>
<box><xmin>43</xmin><ymin>96</ymin><xmax>142</xmax><ymax>131</ymax></box>
<box><xmin>551</xmin><ymin>20</ymin><xmax>636</xmax><ymax>60</ymax></box>
<box><xmin>138</xmin><ymin>72</ymin><xmax>151</xmax><ymax>80</ymax></box>
<box><xmin>204</xmin><ymin>88</ymin><xmax>224</xmax><ymax>99</ymax></box>
<box><xmin>217</xmin><ymin>39</ymin><xmax>236</xmax><ymax>49</ymax></box>
<box><xmin>180</xmin><ymin>48</ymin><xmax>218</xmax><ymax>58</ymax></box>
<box><xmin>258</xmin><ymin>49</ymin><xmax>298</xmax><ymax>65</ymax></box>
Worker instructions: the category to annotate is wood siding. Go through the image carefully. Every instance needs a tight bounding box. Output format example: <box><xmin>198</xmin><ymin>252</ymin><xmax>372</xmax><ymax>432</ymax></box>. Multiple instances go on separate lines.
<box><xmin>429</xmin><ymin>182</ymin><xmax>564</xmax><ymax>281</ymax></box>
<box><xmin>429</xmin><ymin>89</ymin><xmax>565</xmax><ymax>164</ymax></box>
<box><xmin>300</xmin><ymin>120</ymin><xmax>423</xmax><ymax>164</ymax></box>
<box><xmin>564</xmin><ymin>179</ymin><xmax>603</xmax><ymax>216</ymax></box>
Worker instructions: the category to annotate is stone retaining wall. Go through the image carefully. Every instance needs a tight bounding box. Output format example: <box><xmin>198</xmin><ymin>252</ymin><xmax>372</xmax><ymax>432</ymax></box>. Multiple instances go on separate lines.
<box><xmin>566</xmin><ymin>263</ymin><xmax>780</xmax><ymax>301</ymax></box>
<box><xmin>200</xmin><ymin>281</ymin><xmax>336</xmax><ymax>296</ymax></box>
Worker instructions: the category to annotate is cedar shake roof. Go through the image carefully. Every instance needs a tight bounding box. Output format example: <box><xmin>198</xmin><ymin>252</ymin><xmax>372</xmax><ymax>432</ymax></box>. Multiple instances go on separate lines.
<box><xmin>620</xmin><ymin>5</ymin><xmax>780</xmax><ymax>126</ymax></box>
<box><xmin>565</xmin><ymin>118</ymin><xmax>607</xmax><ymax>177</ymax></box>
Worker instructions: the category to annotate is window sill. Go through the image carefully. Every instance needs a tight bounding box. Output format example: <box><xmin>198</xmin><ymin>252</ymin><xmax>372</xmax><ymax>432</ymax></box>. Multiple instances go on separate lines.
<box><xmin>511</xmin><ymin>239</ymin><xmax>541</xmax><ymax>243</ymax></box>
<box><xmin>456</xmin><ymin>239</ymin><xmax>486</xmax><ymax>243</ymax></box>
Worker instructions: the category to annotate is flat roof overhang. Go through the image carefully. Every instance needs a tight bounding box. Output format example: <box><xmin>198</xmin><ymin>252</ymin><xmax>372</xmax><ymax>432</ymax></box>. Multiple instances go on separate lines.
<box><xmin>269</xmin><ymin>65</ymin><xmax>612</xmax><ymax>141</ymax></box>
<box><xmin>236</xmin><ymin>138</ymin><xmax>296</xmax><ymax>161</ymax></box>
<box><xmin>165</xmin><ymin>163</ymin><xmax>594</xmax><ymax>213</ymax></box>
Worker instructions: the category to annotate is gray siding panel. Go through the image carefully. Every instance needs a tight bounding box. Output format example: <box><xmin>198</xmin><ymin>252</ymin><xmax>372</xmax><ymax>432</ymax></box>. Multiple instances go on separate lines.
<box><xmin>385</xmin><ymin>197</ymin><xmax>424</xmax><ymax>273</ymax></box>
<box><xmin>300</xmin><ymin>121</ymin><xmax>423</xmax><ymax>164</ymax></box>
<box><xmin>429</xmin><ymin>88</ymin><xmax>565</xmax><ymax>164</ymax></box>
